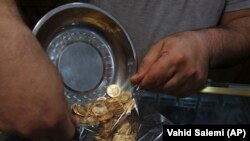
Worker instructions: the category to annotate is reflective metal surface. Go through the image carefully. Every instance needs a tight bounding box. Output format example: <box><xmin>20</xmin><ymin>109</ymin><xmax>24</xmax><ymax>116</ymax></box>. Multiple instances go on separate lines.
<box><xmin>33</xmin><ymin>3</ymin><xmax>137</xmax><ymax>104</ymax></box>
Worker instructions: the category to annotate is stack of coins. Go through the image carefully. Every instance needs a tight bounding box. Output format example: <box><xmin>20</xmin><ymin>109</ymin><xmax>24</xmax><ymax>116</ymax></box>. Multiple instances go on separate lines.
<box><xmin>71</xmin><ymin>84</ymin><xmax>138</xmax><ymax>141</ymax></box>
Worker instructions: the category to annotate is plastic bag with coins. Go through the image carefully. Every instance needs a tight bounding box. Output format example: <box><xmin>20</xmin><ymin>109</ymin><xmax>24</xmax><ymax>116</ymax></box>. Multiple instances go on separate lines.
<box><xmin>71</xmin><ymin>84</ymin><xmax>141</xmax><ymax>141</ymax></box>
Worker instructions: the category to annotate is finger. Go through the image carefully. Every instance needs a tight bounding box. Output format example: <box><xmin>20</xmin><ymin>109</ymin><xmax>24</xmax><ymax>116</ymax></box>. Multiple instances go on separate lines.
<box><xmin>169</xmin><ymin>79</ymin><xmax>198</xmax><ymax>97</ymax></box>
<box><xmin>150</xmin><ymin>85</ymin><xmax>164</xmax><ymax>93</ymax></box>
<box><xmin>161</xmin><ymin>69</ymin><xmax>190</xmax><ymax>94</ymax></box>
<box><xmin>139</xmin><ymin>51</ymin><xmax>176</xmax><ymax>90</ymax></box>
<box><xmin>176</xmin><ymin>77</ymin><xmax>206</xmax><ymax>97</ymax></box>
<box><xmin>163</xmin><ymin>72</ymin><xmax>206</xmax><ymax>97</ymax></box>
<box><xmin>131</xmin><ymin>41</ymin><xmax>165</xmax><ymax>84</ymax></box>
<box><xmin>165</xmin><ymin>79</ymin><xmax>190</xmax><ymax>97</ymax></box>
<box><xmin>130</xmin><ymin>71</ymin><xmax>145</xmax><ymax>85</ymax></box>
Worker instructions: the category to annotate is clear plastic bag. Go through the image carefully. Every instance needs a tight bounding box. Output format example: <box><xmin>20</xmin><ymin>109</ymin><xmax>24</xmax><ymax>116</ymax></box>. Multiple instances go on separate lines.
<box><xmin>71</xmin><ymin>85</ymin><xmax>173</xmax><ymax>141</ymax></box>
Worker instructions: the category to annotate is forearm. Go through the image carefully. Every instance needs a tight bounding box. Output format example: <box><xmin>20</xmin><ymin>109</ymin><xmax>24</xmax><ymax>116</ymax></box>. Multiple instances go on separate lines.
<box><xmin>0</xmin><ymin>0</ymin><xmax>28</xmax><ymax>70</ymax></box>
<box><xmin>0</xmin><ymin>0</ymin><xmax>23</xmax><ymax>23</ymax></box>
<box><xmin>0</xmin><ymin>0</ymin><xmax>53</xmax><ymax>79</ymax></box>
<box><xmin>197</xmin><ymin>16</ymin><xmax>250</xmax><ymax>68</ymax></box>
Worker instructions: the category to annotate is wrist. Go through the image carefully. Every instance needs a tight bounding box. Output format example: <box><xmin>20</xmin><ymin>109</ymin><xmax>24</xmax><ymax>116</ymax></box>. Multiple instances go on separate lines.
<box><xmin>192</xmin><ymin>28</ymin><xmax>225</xmax><ymax>69</ymax></box>
<box><xmin>184</xmin><ymin>30</ymin><xmax>214</xmax><ymax>68</ymax></box>
<box><xmin>195</xmin><ymin>26</ymin><xmax>250</xmax><ymax>69</ymax></box>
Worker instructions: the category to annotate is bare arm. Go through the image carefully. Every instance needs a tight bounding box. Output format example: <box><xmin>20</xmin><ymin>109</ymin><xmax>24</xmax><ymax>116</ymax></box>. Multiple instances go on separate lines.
<box><xmin>0</xmin><ymin>0</ymin><xmax>75</xmax><ymax>140</ymax></box>
<box><xmin>203</xmin><ymin>8</ymin><xmax>250</xmax><ymax>68</ymax></box>
<box><xmin>131</xmin><ymin>8</ymin><xmax>250</xmax><ymax>96</ymax></box>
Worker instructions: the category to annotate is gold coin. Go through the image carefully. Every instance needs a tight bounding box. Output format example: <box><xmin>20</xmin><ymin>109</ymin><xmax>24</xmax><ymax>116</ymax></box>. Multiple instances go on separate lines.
<box><xmin>119</xmin><ymin>91</ymin><xmax>132</xmax><ymax>104</ymax></box>
<box><xmin>86</xmin><ymin>116</ymin><xmax>100</xmax><ymax>125</ymax></box>
<box><xmin>105</xmin><ymin>99</ymin><xmax>125</xmax><ymax>117</ymax></box>
<box><xmin>76</xmin><ymin>103</ymin><xmax>89</xmax><ymax>116</ymax></box>
<box><xmin>71</xmin><ymin>103</ymin><xmax>88</xmax><ymax>117</ymax></box>
<box><xmin>106</xmin><ymin>97</ymin><xmax>119</xmax><ymax>103</ymax></box>
<box><xmin>78</xmin><ymin>116</ymin><xmax>99</xmax><ymax>125</ymax></box>
<box><xmin>107</xmin><ymin>84</ymin><xmax>121</xmax><ymax>97</ymax></box>
<box><xmin>71</xmin><ymin>103</ymin><xmax>79</xmax><ymax>114</ymax></box>
<box><xmin>91</xmin><ymin>100</ymin><xmax>109</xmax><ymax>116</ymax></box>
<box><xmin>97</xmin><ymin>96</ymin><xmax>107</xmax><ymax>101</ymax></box>
<box><xmin>98</xmin><ymin>112</ymin><xmax>114</xmax><ymax>122</ymax></box>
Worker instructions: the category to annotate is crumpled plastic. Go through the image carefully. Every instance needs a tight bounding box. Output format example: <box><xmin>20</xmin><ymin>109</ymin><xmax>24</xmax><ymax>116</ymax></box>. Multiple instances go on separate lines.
<box><xmin>72</xmin><ymin>88</ymin><xmax>174</xmax><ymax>141</ymax></box>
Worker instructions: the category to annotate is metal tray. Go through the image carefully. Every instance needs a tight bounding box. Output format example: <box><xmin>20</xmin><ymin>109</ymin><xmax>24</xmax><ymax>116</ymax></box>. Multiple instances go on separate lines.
<box><xmin>33</xmin><ymin>3</ymin><xmax>137</xmax><ymax>104</ymax></box>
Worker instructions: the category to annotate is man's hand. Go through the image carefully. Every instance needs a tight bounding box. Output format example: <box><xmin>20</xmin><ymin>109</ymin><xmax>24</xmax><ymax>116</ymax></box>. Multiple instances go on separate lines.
<box><xmin>131</xmin><ymin>9</ymin><xmax>250</xmax><ymax>97</ymax></box>
<box><xmin>131</xmin><ymin>32</ymin><xmax>210</xmax><ymax>96</ymax></box>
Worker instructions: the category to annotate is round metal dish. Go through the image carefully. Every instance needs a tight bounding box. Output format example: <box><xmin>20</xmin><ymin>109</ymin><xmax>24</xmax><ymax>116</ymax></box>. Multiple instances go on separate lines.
<box><xmin>33</xmin><ymin>3</ymin><xmax>137</xmax><ymax>104</ymax></box>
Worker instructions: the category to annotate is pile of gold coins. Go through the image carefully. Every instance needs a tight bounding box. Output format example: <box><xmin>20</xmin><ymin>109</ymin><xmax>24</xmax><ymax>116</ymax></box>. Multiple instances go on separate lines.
<box><xmin>71</xmin><ymin>84</ymin><xmax>138</xmax><ymax>141</ymax></box>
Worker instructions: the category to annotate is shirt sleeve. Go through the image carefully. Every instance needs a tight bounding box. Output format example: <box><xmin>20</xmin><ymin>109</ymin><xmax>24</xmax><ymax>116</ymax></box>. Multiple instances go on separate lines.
<box><xmin>225</xmin><ymin>0</ymin><xmax>250</xmax><ymax>12</ymax></box>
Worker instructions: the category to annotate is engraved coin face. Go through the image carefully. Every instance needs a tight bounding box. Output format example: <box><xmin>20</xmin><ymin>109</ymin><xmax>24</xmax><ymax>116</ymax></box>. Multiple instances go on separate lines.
<box><xmin>91</xmin><ymin>101</ymin><xmax>109</xmax><ymax>116</ymax></box>
<box><xmin>76</xmin><ymin>103</ymin><xmax>89</xmax><ymax>116</ymax></box>
<box><xmin>71</xmin><ymin>103</ymin><xmax>88</xmax><ymax>117</ymax></box>
<box><xmin>107</xmin><ymin>84</ymin><xmax>121</xmax><ymax>97</ymax></box>
<box><xmin>119</xmin><ymin>91</ymin><xmax>132</xmax><ymax>104</ymax></box>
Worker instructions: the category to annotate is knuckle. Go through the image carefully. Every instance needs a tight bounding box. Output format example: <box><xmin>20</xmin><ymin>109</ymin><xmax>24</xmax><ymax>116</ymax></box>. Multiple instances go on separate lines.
<box><xmin>164</xmin><ymin>80</ymin><xmax>177</xmax><ymax>90</ymax></box>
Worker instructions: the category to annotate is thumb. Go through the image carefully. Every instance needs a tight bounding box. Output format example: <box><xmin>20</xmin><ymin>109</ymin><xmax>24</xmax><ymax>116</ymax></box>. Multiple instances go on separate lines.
<box><xmin>130</xmin><ymin>71</ymin><xmax>145</xmax><ymax>85</ymax></box>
